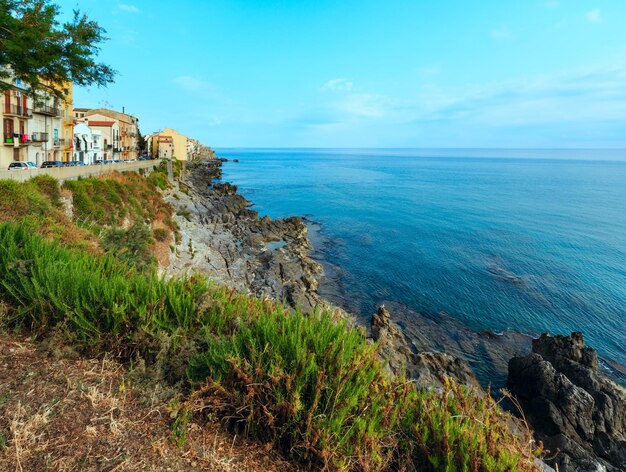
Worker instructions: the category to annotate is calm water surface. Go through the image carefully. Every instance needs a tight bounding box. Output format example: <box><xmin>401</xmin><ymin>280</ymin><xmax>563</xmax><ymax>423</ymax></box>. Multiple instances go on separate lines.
<box><xmin>218</xmin><ymin>149</ymin><xmax>626</xmax><ymax>367</ymax></box>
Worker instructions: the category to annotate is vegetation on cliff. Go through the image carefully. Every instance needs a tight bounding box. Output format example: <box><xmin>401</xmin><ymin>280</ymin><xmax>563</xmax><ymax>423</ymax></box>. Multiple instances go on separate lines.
<box><xmin>0</xmin><ymin>173</ymin><xmax>541</xmax><ymax>471</ymax></box>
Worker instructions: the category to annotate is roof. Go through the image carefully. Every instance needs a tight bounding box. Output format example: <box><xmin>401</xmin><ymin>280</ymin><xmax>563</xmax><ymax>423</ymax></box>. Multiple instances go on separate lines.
<box><xmin>86</xmin><ymin>120</ymin><xmax>115</xmax><ymax>127</ymax></box>
<box><xmin>74</xmin><ymin>107</ymin><xmax>91</xmax><ymax>112</ymax></box>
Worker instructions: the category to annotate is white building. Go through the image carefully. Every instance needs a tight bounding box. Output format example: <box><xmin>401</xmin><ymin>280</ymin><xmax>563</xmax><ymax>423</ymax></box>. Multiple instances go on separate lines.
<box><xmin>26</xmin><ymin>89</ymin><xmax>66</xmax><ymax>166</ymax></box>
<box><xmin>73</xmin><ymin>122</ymin><xmax>102</xmax><ymax>164</ymax></box>
<box><xmin>75</xmin><ymin>116</ymin><xmax>119</xmax><ymax>161</ymax></box>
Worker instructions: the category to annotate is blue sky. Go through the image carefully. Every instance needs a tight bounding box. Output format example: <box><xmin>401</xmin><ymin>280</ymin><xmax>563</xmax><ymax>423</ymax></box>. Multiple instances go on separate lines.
<box><xmin>57</xmin><ymin>0</ymin><xmax>626</xmax><ymax>147</ymax></box>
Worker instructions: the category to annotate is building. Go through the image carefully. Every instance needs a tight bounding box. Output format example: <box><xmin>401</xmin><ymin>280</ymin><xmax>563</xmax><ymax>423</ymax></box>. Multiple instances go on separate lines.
<box><xmin>73</xmin><ymin>122</ymin><xmax>102</xmax><ymax>165</ymax></box>
<box><xmin>27</xmin><ymin>87</ymin><xmax>64</xmax><ymax>165</ymax></box>
<box><xmin>61</xmin><ymin>82</ymin><xmax>74</xmax><ymax>162</ymax></box>
<box><xmin>1</xmin><ymin>79</ymin><xmax>31</xmax><ymax>167</ymax></box>
<box><xmin>74</xmin><ymin>108</ymin><xmax>139</xmax><ymax>160</ymax></box>
<box><xmin>75</xmin><ymin>117</ymin><xmax>119</xmax><ymax>161</ymax></box>
<box><xmin>149</xmin><ymin>128</ymin><xmax>189</xmax><ymax>161</ymax></box>
<box><xmin>1</xmin><ymin>72</ymin><xmax>74</xmax><ymax>167</ymax></box>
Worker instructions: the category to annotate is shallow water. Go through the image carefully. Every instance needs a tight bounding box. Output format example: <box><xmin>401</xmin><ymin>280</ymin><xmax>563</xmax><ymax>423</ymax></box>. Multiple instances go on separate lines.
<box><xmin>219</xmin><ymin>149</ymin><xmax>626</xmax><ymax>368</ymax></box>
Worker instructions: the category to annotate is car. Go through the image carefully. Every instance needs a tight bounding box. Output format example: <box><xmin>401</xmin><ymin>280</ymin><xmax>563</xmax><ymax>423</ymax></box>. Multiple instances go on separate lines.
<box><xmin>41</xmin><ymin>161</ymin><xmax>64</xmax><ymax>168</ymax></box>
<box><xmin>8</xmin><ymin>161</ymin><xmax>29</xmax><ymax>171</ymax></box>
<box><xmin>26</xmin><ymin>161</ymin><xmax>37</xmax><ymax>169</ymax></box>
<box><xmin>64</xmin><ymin>161</ymin><xmax>77</xmax><ymax>167</ymax></box>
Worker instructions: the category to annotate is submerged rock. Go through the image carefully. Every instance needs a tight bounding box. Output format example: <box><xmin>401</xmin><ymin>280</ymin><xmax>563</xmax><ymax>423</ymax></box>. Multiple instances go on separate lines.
<box><xmin>508</xmin><ymin>332</ymin><xmax>626</xmax><ymax>472</ymax></box>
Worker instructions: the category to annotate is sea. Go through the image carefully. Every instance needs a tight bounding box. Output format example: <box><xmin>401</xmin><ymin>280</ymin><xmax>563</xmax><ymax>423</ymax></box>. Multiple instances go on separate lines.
<box><xmin>217</xmin><ymin>148</ymin><xmax>626</xmax><ymax>374</ymax></box>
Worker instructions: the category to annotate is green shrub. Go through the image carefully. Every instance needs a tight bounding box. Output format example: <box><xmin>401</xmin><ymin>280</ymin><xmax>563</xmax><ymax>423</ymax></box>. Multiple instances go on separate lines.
<box><xmin>148</xmin><ymin>171</ymin><xmax>169</xmax><ymax>190</ymax></box>
<box><xmin>101</xmin><ymin>223</ymin><xmax>155</xmax><ymax>271</ymax></box>
<box><xmin>0</xmin><ymin>222</ymin><xmax>207</xmax><ymax>348</ymax></box>
<box><xmin>31</xmin><ymin>175</ymin><xmax>61</xmax><ymax>206</ymax></box>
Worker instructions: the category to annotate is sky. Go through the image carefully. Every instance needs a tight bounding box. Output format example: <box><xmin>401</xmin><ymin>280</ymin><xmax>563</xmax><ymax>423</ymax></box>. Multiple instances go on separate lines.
<box><xmin>56</xmin><ymin>0</ymin><xmax>626</xmax><ymax>148</ymax></box>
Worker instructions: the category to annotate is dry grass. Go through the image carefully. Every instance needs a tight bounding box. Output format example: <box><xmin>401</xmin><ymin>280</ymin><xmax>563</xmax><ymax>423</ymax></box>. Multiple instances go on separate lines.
<box><xmin>0</xmin><ymin>335</ymin><xmax>296</xmax><ymax>472</ymax></box>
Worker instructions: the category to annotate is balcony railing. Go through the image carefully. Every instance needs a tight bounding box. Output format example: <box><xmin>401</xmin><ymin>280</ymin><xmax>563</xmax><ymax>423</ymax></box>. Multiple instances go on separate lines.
<box><xmin>53</xmin><ymin>138</ymin><xmax>65</xmax><ymax>147</ymax></box>
<box><xmin>31</xmin><ymin>132</ymin><xmax>49</xmax><ymax>142</ymax></box>
<box><xmin>4</xmin><ymin>105</ymin><xmax>32</xmax><ymax>117</ymax></box>
<box><xmin>34</xmin><ymin>105</ymin><xmax>60</xmax><ymax>117</ymax></box>
<box><xmin>2</xmin><ymin>134</ymin><xmax>29</xmax><ymax>144</ymax></box>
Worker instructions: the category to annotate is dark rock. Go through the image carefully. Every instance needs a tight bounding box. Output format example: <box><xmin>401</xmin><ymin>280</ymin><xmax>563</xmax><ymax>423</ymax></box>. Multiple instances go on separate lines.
<box><xmin>508</xmin><ymin>333</ymin><xmax>626</xmax><ymax>472</ymax></box>
<box><xmin>371</xmin><ymin>306</ymin><xmax>482</xmax><ymax>391</ymax></box>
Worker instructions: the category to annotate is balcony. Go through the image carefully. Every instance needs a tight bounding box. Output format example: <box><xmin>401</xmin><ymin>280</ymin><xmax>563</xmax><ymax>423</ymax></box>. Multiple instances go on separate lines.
<box><xmin>31</xmin><ymin>132</ymin><xmax>49</xmax><ymax>142</ymax></box>
<box><xmin>53</xmin><ymin>138</ymin><xmax>65</xmax><ymax>147</ymax></box>
<box><xmin>4</xmin><ymin>105</ymin><xmax>32</xmax><ymax>118</ymax></box>
<box><xmin>34</xmin><ymin>105</ymin><xmax>60</xmax><ymax>117</ymax></box>
<box><xmin>2</xmin><ymin>134</ymin><xmax>29</xmax><ymax>145</ymax></box>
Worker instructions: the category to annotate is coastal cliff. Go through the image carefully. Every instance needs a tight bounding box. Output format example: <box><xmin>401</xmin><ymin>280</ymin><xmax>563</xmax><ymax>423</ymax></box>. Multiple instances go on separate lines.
<box><xmin>169</xmin><ymin>159</ymin><xmax>625</xmax><ymax>472</ymax></box>
<box><xmin>0</xmin><ymin>160</ymin><xmax>616</xmax><ymax>471</ymax></box>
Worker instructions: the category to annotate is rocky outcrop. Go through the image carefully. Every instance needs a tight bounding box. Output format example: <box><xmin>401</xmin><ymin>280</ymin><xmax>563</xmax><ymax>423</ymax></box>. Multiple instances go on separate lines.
<box><xmin>508</xmin><ymin>332</ymin><xmax>626</xmax><ymax>472</ymax></box>
<box><xmin>165</xmin><ymin>160</ymin><xmax>325</xmax><ymax>313</ymax></box>
<box><xmin>371</xmin><ymin>306</ymin><xmax>482</xmax><ymax>391</ymax></box>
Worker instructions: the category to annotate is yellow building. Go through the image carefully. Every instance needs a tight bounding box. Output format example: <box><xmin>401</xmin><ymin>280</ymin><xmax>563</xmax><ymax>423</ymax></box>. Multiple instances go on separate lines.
<box><xmin>150</xmin><ymin>128</ymin><xmax>189</xmax><ymax>161</ymax></box>
<box><xmin>61</xmin><ymin>82</ymin><xmax>74</xmax><ymax>162</ymax></box>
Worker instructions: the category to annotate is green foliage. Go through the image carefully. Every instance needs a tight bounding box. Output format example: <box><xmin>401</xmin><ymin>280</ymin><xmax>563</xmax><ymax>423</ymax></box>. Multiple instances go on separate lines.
<box><xmin>101</xmin><ymin>223</ymin><xmax>155</xmax><ymax>271</ymax></box>
<box><xmin>0</xmin><ymin>0</ymin><xmax>115</xmax><ymax>98</ymax></box>
<box><xmin>0</xmin><ymin>171</ymin><xmax>542</xmax><ymax>471</ymax></box>
<box><xmin>0</xmin><ymin>223</ymin><xmax>207</xmax><ymax>349</ymax></box>
<box><xmin>188</xmin><ymin>307</ymin><xmax>410</xmax><ymax>469</ymax></box>
<box><xmin>31</xmin><ymin>175</ymin><xmax>62</xmax><ymax>207</ymax></box>
<box><xmin>147</xmin><ymin>170</ymin><xmax>169</xmax><ymax>190</ymax></box>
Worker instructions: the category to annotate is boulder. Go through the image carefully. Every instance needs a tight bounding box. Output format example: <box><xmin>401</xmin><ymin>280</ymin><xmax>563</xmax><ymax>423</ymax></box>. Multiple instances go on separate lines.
<box><xmin>508</xmin><ymin>333</ymin><xmax>626</xmax><ymax>472</ymax></box>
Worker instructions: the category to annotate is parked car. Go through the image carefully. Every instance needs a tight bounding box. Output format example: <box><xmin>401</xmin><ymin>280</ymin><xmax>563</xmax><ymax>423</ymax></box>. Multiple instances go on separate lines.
<box><xmin>41</xmin><ymin>161</ymin><xmax>64</xmax><ymax>168</ymax></box>
<box><xmin>26</xmin><ymin>161</ymin><xmax>37</xmax><ymax>169</ymax></box>
<box><xmin>8</xmin><ymin>161</ymin><xmax>29</xmax><ymax>171</ymax></box>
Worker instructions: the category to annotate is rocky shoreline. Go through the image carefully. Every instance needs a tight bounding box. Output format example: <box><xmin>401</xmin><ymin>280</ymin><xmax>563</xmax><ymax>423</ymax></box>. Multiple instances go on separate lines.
<box><xmin>167</xmin><ymin>159</ymin><xmax>625</xmax><ymax>472</ymax></box>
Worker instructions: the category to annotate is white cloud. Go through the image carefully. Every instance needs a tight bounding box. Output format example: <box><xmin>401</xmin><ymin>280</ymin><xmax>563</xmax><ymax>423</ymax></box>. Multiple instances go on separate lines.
<box><xmin>118</xmin><ymin>3</ymin><xmax>140</xmax><ymax>13</ymax></box>
<box><xmin>586</xmin><ymin>8</ymin><xmax>601</xmax><ymax>22</ymax></box>
<box><xmin>172</xmin><ymin>75</ymin><xmax>213</xmax><ymax>92</ymax></box>
<box><xmin>490</xmin><ymin>27</ymin><xmax>513</xmax><ymax>41</ymax></box>
<box><xmin>321</xmin><ymin>78</ymin><xmax>354</xmax><ymax>92</ymax></box>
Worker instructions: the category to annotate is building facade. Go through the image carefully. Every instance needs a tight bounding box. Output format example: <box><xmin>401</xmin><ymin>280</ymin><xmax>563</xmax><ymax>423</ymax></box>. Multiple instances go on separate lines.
<box><xmin>1</xmin><ymin>80</ymin><xmax>31</xmax><ymax>167</ymax></box>
<box><xmin>73</xmin><ymin>122</ymin><xmax>102</xmax><ymax>165</ymax></box>
<box><xmin>149</xmin><ymin>128</ymin><xmax>189</xmax><ymax>161</ymax></box>
<box><xmin>74</xmin><ymin>108</ymin><xmax>139</xmax><ymax>160</ymax></box>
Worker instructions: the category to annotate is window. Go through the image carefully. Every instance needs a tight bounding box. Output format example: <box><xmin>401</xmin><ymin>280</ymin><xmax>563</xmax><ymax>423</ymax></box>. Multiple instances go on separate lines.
<box><xmin>54</xmin><ymin>128</ymin><xmax>59</xmax><ymax>145</ymax></box>
<box><xmin>3</xmin><ymin>118</ymin><xmax>14</xmax><ymax>140</ymax></box>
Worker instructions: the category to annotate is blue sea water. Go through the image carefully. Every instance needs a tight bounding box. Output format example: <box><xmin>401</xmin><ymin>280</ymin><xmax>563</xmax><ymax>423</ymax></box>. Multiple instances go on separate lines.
<box><xmin>218</xmin><ymin>149</ymin><xmax>626</xmax><ymax>369</ymax></box>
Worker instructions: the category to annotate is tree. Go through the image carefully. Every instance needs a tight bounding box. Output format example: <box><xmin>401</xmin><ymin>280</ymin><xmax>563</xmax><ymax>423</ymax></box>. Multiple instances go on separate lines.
<box><xmin>0</xmin><ymin>0</ymin><xmax>115</xmax><ymax>98</ymax></box>
<box><xmin>137</xmin><ymin>130</ymin><xmax>147</xmax><ymax>153</ymax></box>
